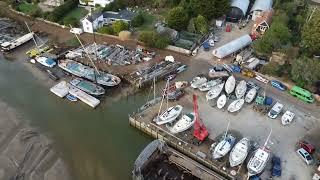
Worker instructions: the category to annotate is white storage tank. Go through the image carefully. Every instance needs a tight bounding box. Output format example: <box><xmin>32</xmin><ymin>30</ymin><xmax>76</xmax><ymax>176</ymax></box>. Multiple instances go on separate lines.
<box><xmin>212</xmin><ymin>34</ymin><xmax>252</xmax><ymax>59</ymax></box>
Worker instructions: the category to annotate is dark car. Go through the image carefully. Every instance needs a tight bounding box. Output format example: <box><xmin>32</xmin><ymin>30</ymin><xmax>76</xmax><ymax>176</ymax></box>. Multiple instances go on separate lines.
<box><xmin>271</xmin><ymin>156</ymin><xmax>282</xmax><ymax>177</ymax></box>
<box><xmin>270</xmin><ymin>80</ymin><xmax>287</xmax><ymax>91</ymax></box>
<box><xmin>298</xmin><ymin>140</ymin><xmax>315</xmax><ymax>154</ymax></box>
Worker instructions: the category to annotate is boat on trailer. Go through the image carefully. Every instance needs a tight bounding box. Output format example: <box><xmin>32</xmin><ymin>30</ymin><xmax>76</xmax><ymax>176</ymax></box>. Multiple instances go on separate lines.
<box><xmin>229</xmin><ymin>137</ymin><xmax>250</xmax><ymax>167</ymax></box>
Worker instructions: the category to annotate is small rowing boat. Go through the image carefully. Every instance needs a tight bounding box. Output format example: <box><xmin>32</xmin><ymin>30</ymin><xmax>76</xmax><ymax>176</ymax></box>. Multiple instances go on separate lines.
<box><xmin>66</xmin><ymin>94</ymin><xmax>77</xmax><ymax>102</ymax></box>
<box><xmin>217</xmin><ymin>94</ymin><xmax>227</xmax><ymax>109</ymax></box>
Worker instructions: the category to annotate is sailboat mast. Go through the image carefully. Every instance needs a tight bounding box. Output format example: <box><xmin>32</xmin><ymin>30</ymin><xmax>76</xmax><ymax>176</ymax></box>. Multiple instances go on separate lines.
<box><xmin>224</xmin><ymin>120</ymin><xmax>230</xmax><ymax>139</ymax></box>
<box><xmin>25</xmin><ymin>22</ymin><xmax>39</xmax><ymax>50</ymax></box>
<box><xmin>153</xmin><ymin>77</ymin><xmax>156</xmax><ymax>101</ymax></box>
<box><xmin>263</xmin><ymin>128</ymin><xmax>272</xmax><ymax>147</ymax></box>
<box><xmin>156</xmin><ymin>80</ymin><xmax>169</xmax><ymax>118</ymax></box>
<box><xmin>69</xmin><ymin>25</ymin><xmax>101</xmax><ymax>76</ymax></box>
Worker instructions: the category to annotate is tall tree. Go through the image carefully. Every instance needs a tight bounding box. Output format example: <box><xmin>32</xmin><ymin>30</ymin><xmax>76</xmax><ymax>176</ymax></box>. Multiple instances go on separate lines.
<box><xmin>166</xmin><ymin>6</ymin><xmax>189</xmax><ymax>31</ymax></box>
<box><xmin>194</xmin><ymin>15</ymin><xmax>209</xmax><ymax>34</ymax></box>
<box><xmin>291</xmin><ymin>56</ymin><xmax>320</xmax><ymax>87</ymax></box>
<box><xmin>301</xmin><ymin>9</ymin><xmax>320</xmax><ymax>55</ymax></box>
<box><xmin>190</xmin><ymin>0</ymin><xmax>230</xmax><ymax>20</ymax></box>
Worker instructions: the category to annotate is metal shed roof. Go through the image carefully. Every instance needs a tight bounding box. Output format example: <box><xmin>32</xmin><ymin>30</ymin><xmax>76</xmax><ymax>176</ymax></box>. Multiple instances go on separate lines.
<box><xmin>250</xmin><ymin>0</ymin><xmax>273</xmax><ymax>12</ymax></box>
<box><xmin>231</xmin><ymin>0</ymin><xmax>250</xmax><ymax>16</ymax></box>
<box><xmin>212</xmin><ymin>34</ymin><xmax>252</xmax><ymax>59</ymax></box>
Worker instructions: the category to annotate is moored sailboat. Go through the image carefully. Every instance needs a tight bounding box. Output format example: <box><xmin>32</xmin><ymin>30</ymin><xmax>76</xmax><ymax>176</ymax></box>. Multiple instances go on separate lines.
<box><xmin>227</xmin><ymin>99</ymin><xmax>245</xmax><ymax>113</ymax></box>
<box><xmin>206</xmin><ymin>83</ymin><xmax>225</xmax><ymax>101</ymax></box>
<box><xmin>235</xmin><ymin>80</ymin><xmax>247</xmax><ymax>99</ymax></box>
<box><xmin>69</xmin><ymin>78</ymin><xmax>105</xmax><ymax>96</ymax></box>
<box><xmin>225</xmin><ymin>76</ymin><xmax>236</xmax><ymax>94</ymax></box>
<box><xmin>245</xmin><ymin>88</ymin><xmax>257</xmax><ymax>103</ymax></box>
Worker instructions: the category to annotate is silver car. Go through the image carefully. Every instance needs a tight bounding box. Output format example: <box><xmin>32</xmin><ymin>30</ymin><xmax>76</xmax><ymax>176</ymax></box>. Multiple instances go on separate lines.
<box><xmin>296</xmin><ymin>148</ymin><xmax>314</xmax><ymax>165</ymax></box>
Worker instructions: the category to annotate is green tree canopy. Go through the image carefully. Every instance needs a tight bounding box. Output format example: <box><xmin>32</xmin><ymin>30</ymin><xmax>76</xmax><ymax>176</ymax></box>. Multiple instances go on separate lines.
<box><xmin>166</xmin><ymin>6</ymin><xmax>189</xmax><ymax>31</ymax></box>
<box><xmin>301</xmin><ymin>10</ymin><xmax>320</xmax><ymax>56</ymax></box>
<box><xmin>291</xmin><ymin>56</ymin><xmax>320</xmax><ymax>87</ymax></box>
<box><xmin>194</xmin><ymin>15</ymin><xmax>209</xmax><ymax>34</ymax></box>
<box><xmin>131</xmin><ymin>11</ymin><xmax>145</xmax><ymax>27</ymax></box>
<box><xmin>190</xmin><ymin>0</ymin><xmax>230</xmax><ymax>20</ymax></box>
<box><xmin>138</xmin><ymin>31</ymin><xmax>171</xmax><ymax>49</ymax></box>
<box><xmin>63</xmin><ymin>16</ymin><xmax>79</xmax><ymax>27</ymax></box>
<box><xmin>112</xmin><ymin>20</ymin><xmax>129</xmax><ymax>34</ymax></box>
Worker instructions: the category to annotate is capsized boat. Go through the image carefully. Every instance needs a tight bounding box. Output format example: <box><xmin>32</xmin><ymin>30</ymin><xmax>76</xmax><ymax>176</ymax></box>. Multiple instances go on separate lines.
<box><xmin>58</xmin><ymin>59</ymin><xmax>121</xmax><ymax>87</ymax></box>
<box><xmin>69</xmin><ymin>78</ymin><xmax>105</xmax><ymax>96</ymax></box>
<box><xmin>167</xmin><ymin>112</ymin><xmax>195</xmax><ymax>134</ymax></box>
<box><xmin>235</xmin><ymin>80</ymin><xmax>247</xmax><ymax>99</ymax></box>
<box><xmin>229</xmin><ymin>138</ymin><xmax>250</xmax><ymax>167</ymax></box>
<box><xmin>212</xmin><ymin>134</ymin><xmax>236</xmax><ymax>159</ymax></box>
<box><xmin>206</xmin><ymin>83</ymin><xmax>225</xmax><ymax>101</ymax></box>
<box><xmin>225</xmin><ymin>76</ymin><xmax>236</xmax><ymax>94</ymax></box>
<box><xmin>245</xmin><ymin>88</ymin><xmax>257</xmax><ymax>103</ymax></box>
<box><xmin>199</xmin><ymin>78</ymin><xmax>222</xmax><ymax>91</ymax></box>
<box><xmin>35</xmin><ymin>56</ymin><xmax>56</xmax><ymax>68</ymax></box>
<box><xmin>155</xmin><ymin>105</ymin><xmax>183</xmax><ymax>125</ymax></box>
<box><xmin>217</xmin><ymin>94</ymin><xmax>227</xmax><ymax>109</ymax></box>
<box><xmin>190</xmin><ymin>76</ymin><xmax>207</xmax><ymax>89</ymax></box>
<box><xmin>247</xmin><ymin>147</ymin><xmax>270</xmax><ymax>177</ymax></box>
<box><xmin>227</xmin><ymin>99</ymin><xmax>245</xmax><ymax>113</ymax></box>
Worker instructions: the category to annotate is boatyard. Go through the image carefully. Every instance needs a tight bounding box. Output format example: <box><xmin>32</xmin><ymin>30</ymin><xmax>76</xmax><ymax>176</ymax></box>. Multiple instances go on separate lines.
<box><xmin>1</xmin><ymin>2</ymin><xmax>320</xmax><ymax>179</ymax></box>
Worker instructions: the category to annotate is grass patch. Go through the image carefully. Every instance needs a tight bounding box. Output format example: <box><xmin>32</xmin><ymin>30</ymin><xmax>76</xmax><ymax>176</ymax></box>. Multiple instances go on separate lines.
<box><xmin>62</xmin><ymin>7</ymin><xmax>88</xmax><ymax>25</ymax></box>
<box><xmin>17</xmin><ymin>2</ymin><xmax>38</xmax><ymax>15</ymax></box>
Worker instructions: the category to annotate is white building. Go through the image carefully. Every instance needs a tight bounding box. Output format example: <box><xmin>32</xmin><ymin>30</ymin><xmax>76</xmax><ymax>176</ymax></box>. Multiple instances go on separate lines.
<box><xmin>81</xmin><ymin>12</ymin><xmax>104</xmax><ymax>33</ymax></box>
<box><xmin>81</xmin><ymin>10</ymin><xmax>135</xmax><ymax>33</ymax></box>
<box><xmin>79</xmin><ymin>0</ymin><xmax>114</xmax><ymax>7</ymax></box>
<box><xmin>250</xmin><ymin>0</ymin><xmax>273</xmax><ymax>21</ymax></box>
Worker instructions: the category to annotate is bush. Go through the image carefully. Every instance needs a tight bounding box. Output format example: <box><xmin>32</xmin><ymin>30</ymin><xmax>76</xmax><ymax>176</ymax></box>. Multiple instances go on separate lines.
<box><xmin>131</xmin><ymin>11</ymin><xmax>145</xmax><ymax>27</ymax></box>
<box><xmin>112</xmin><ymin>20</ymin><xmax>129</xmax><ymax>35</ymax></box>
<box><xmin>63</xmin><ymin>16</ymin><xmax>79</xmax><ymax>27</ymax></box>
<box><xmin>48</xmin><ymin>0</ymin><xmax>78</xmax><ymax>22</ymax></box>
<box><xmin>97</xmin><ymin>26</ymin><xmax>114</xmax><ymax>35</ymax></box>
<box><xmin>166</xmin><ymin>6</ymin><xmax>189</xmax><ymax>31</ymax></box>
<box><xmin>29</xmin><ymin>7</ymin><xmax>42</xmax><ymax>18</ymax></box>
<box><xmin>138</xmin><ymin>31</ymin><xmax>170</xmax><ymax>49</ymax></box>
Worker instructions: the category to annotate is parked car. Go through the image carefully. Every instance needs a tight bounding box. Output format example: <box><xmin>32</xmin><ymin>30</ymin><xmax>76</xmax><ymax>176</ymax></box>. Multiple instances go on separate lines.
<box><xmin>281</xmin><ymin>110</ymin><xmax>295</xmax><ymax>125</ymax></box>
<box><xmin>164</xmin><ymin>74</ymin><xmax>177</xmax><ymax>81</ymax></box>
<box><xmin>298</xmin><ymin>141</ymin><xmax>315</xmax><ymax>154</ymax></box>
<box><xmin>271</xmin><ymin>156</ymin><xmax>282</xmax><ymax>177</ymax></box>
<box><xmin>271</xmin><ymin>80</ymin><xmax>287</xmax><ymax>91</ymax></box>
<box><xmin>268</xmin><ymin>102</ymin><xmax>284</xmax><ymax>119</ymax></box>
<box><xmin>176</xmin><ymin>64</ymin><xmax>188</xmax><ymax>73</ymax></box>
<box><xmin>296</xmin><ymin>148</ymin><xmax>314</xmax><ymax>165</ymax></box>
<box><xmin>255</xmin><ymin>75</ymin><xmax>269</xmax><ymax>84</ymax></box>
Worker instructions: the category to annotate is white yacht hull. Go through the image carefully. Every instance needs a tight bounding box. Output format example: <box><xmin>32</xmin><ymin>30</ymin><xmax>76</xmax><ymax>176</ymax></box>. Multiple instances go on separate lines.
<box><xmin>212</xmin><ymin>134</ymin><xmax>236</xmax><ymax>159</ymax></box>
<box><xmin>225</xmin><ymin>76</ymin><xmax>236</xmax><ymax>94</ymax></box>
<box><xmin>217</xmin><ymin>94</ymin><xmax>227</xmax><ymax>109</ymax></box>
<box><xmin>247</xmin><ymin>147</ymin><xmax>270</xmax><ymax>177</ymax></box>
<box><xmin>167</xmin><ymin>113</ymin><xmax>195</xmax><ymax>134</ymax></box>
<box><xmin>229</xmin><ymin>138</ymin><xmax>250</xmax><ymax>167</ymax></box>
<box><xmin>245</xmin><ymin>88</ymin><xmax>257</xmax><ymax>103</ymax></box>
<box><xmin>206</xmin><ymin>83</ymin><xmax>225</xmax><ymax>101</ymax></box>
<box><xmin>190</xmin><ymin>77</ymin><xmax>207</xmax><ymax>89</ymax></box>
<box><xmin>235</xmin><ymin>80</ymin><xmax>247</xmax><ymax>99</ymax></box>
<box><xmin>227</xmin><ymin>99</ymin><xmax>245</xmax><ymax>113</ymax></box>
<box><xmin>155</xmin><ymin>105</ymin><xmax>183</xmax><ymax>125</ymax></box>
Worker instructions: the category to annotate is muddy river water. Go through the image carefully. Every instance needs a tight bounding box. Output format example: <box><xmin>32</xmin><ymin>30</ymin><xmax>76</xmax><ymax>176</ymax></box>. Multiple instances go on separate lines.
<box><xmin>0</xmin><ymin>49</ymin><xmax>151</xmax><ymax>180</ymax></box>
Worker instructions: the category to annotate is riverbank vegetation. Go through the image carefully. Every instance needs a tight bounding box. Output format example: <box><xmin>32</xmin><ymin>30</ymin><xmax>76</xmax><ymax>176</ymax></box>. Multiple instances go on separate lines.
<box><xmin>253</xmin><ymin>0</ymin><xmax>320</xmax><ymax>90</ymax></box>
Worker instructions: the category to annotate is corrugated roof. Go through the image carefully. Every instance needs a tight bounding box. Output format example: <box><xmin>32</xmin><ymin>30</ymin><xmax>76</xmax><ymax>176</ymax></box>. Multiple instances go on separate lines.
<box><xmin>250</xmin><ymin>0</ymin><xmax>273</xmax><ymax>12</ymax></box>
<box><xmin>231</xmin><ymin>0</ymin><xmax>250</xmax><ymax>15</ymax></box>
<box><xmin>103</xmin><ymin>10</ymin><xmax>135</xmax><ymax>21</ymax></box>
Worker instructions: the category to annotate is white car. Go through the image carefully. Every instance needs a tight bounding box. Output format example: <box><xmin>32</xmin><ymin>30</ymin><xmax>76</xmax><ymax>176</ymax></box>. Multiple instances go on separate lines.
<box><xmin>70</xmin><ymin>28</ymin><xmax>83</xmax><ymax>35</ymax></box>
<box><xmin>281</xmin><ymin>110</ymin><xmax>295</xmax><ymax>125</ymax></box>
<box><xmin>255</xmin><ymin>75</ymin><xmax>269</xmax><ymax>84</ymax></box>
<box><xmin>268</xmin><ymin>102</ymin><xmax>284</xmax><ymax>119</ymax></box>
<box><xmin>296</xmin><ymin>148</ymin><xmax>314</xmax><ymax>165</ymax></box>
